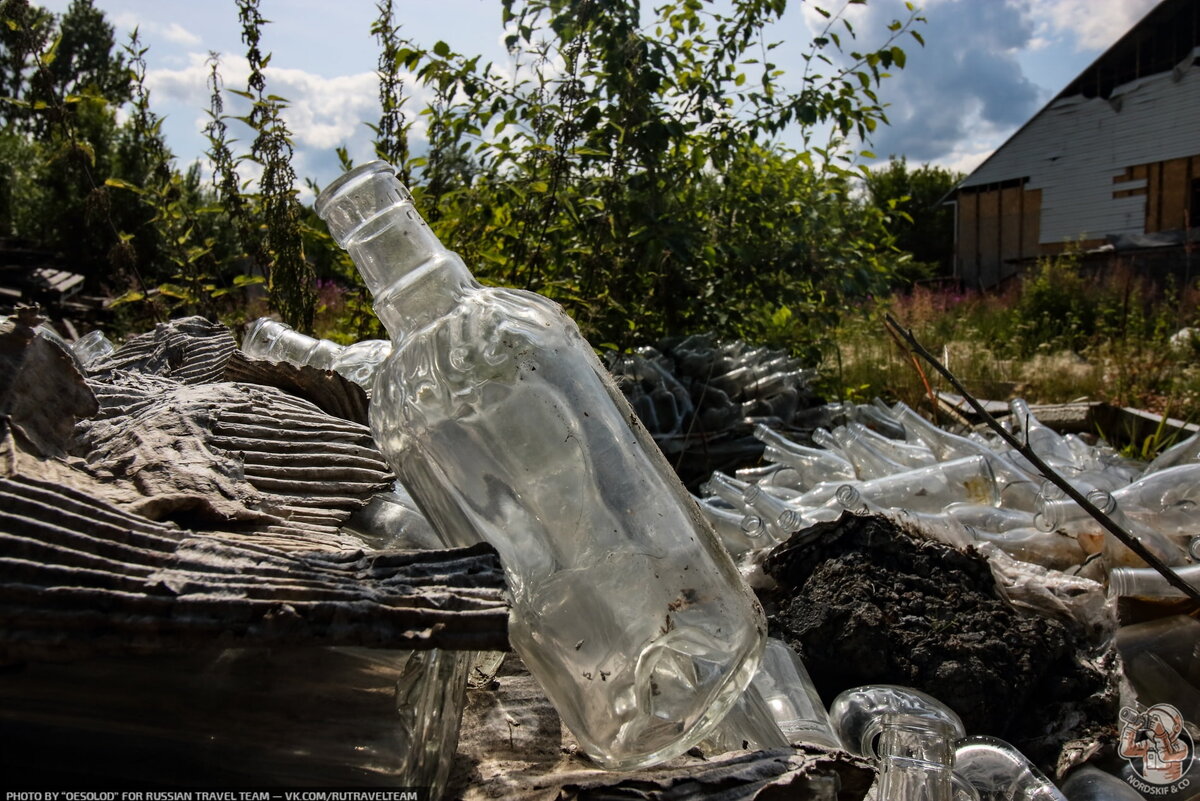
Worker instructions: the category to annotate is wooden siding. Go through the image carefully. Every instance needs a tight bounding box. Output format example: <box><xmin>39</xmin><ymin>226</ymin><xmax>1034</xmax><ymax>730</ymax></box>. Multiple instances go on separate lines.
<box><xmin>959</xmin><ymin>63</ymin><xmax>1200</xmax><ymax>245</ymax></box>
<box><xmin>954</xmin><ymin>185</ymin><xmax>1041</xmax><ymax>287</ymax></box>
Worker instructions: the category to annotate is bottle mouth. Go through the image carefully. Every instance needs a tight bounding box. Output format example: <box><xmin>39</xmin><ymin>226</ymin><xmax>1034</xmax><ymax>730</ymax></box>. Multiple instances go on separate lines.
<box><xmin>315</xmin><ymin>160</ymin><xmax>394</xmax><ymax>215</ymax></box>
<box><xmin>315</xmin><ymin>160</ymin><xmax>413</xmax><ymax>247</ymax></box>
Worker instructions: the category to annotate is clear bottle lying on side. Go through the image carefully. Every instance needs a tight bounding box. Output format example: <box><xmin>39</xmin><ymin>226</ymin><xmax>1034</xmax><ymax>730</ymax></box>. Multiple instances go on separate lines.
<box><xmin>953</xmin><ymin>735</ymin><xmax>1067</xmax><ymax>800</ymax></box>
<box><xmin>316</xmin><ymin>161</ymin><xmax>765</xmax><ymax>770</ymax></box>
<box><xmin>242</xmin><ymin>317</ymin><xmax>391</xmax><ymax>389</ymax></box>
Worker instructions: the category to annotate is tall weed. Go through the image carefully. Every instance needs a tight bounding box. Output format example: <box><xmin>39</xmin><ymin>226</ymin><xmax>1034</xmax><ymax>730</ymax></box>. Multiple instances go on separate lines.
<box><xmin>829</xmin><ymin>252</ymin><xmax>1200</xmax><ymax>423</ymax></box>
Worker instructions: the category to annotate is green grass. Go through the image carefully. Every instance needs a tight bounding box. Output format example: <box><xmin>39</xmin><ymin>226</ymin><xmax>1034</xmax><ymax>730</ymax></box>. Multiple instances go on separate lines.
<box><xmin>823</xmin><ymin>252</ymin><xmax>1200</xmax><ymax>428</ymax></box>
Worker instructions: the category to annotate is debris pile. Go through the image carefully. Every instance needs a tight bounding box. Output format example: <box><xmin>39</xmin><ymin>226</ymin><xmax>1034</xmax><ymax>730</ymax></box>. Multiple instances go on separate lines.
<box><xmin>607</xmin><ymin>335</ymin><xmax>823</xmax><ymax>487</ymax></box>
<box><xmin>697</xmin><ymin>395</ymin><xmax>1200</xmax><ymax>795</ymax></box>
<box><xmin>3</xmin><ymin>307</ymin><xmax>1198</xmax><ymax>797</ymax></box>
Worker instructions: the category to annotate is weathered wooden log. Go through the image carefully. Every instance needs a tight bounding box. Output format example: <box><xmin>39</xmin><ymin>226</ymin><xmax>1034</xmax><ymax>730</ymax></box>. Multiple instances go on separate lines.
<box><xmin>0</xmin><ymin>473</ymin><xmax>509</xmax><ymax>663</ymax></box>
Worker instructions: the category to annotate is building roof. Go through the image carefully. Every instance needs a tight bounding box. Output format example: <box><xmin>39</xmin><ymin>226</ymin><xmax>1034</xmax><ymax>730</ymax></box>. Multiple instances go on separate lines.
<box><xmin>955</xmin><ymin>0</ymin><xmax>1200</xmax><ymax>192</ymax></box>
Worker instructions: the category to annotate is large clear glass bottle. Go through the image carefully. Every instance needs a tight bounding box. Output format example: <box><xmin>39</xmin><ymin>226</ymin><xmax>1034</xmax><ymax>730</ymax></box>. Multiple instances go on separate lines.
<box><xmin>316</xmin><ymin>162</ymin><xmax>765</xmax><ymax>770</ymax></box>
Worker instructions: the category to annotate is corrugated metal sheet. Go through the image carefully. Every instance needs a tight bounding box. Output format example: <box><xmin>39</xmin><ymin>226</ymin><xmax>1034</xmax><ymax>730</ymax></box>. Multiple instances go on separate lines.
<box><xmin>960</xmin><ymin>64</ymin><xmax>1200</xmax><ymax>244</ymax></box>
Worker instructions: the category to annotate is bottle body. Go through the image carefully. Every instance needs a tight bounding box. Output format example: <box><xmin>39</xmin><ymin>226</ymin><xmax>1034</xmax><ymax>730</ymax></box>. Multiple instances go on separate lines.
<box><xmin>370</xmin><ymin>285</ymin><xmax>763</xmax><ymax>767</ymax></box>
<box><xmin>318</xmin><ymin>161</ymin><xmax>764</xmax><ymax>770</ymax></box>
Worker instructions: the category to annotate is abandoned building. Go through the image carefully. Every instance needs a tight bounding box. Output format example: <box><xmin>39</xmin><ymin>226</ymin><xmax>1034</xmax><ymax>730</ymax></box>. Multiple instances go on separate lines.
<box><xmin>950</xmin><ymin>0</ymin><xmax>1200</xmax><ymax>288</ymax></box>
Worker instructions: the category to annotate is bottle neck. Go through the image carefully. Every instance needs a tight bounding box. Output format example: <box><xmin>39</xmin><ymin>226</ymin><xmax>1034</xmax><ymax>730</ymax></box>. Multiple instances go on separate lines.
<box><xmin>369</xmin><ymin>251</ymin><xmax>477</xmax><ymax>334</ymax></box>
<box><xmin>341</xmin><ymin>204</ymin><xmax>477</xmax><ymax>335</ymax></box>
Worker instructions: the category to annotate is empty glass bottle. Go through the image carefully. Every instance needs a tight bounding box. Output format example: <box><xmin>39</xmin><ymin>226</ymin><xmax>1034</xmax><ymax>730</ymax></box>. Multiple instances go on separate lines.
<box><xmin>822</xmin><ymin>425</ymin><xmax>910</xmax><ymax>480</ymax></box>
<box><xmin>1142</xmin><ymin>429</ymin><xmax>1200</xmax><ymax>476</ymax></box>
<box><xmin>828</xmin><ymin>684</ymin><xmax>964</xmax><ymax>762</ymax></box>
<box><xmin>969</xmin><ymin>526</ymin><xmax>1087</xmax><ymax>571</ymax></box>
<box><xmin>701</xmin><ymin>682</ymin><xmax>789</xmax><ymax>753</ymax></box>
<box><xmin>394</xmin><ymin>648</ymin><xmax>473</xmax><ymax>799</ymax></box>
<box><xmin>953</xmin><ymin>735</ymin><xmax>1067</xmax><ymax>800</ymax></box>
<box><xmin>1113</xmin><ymin>463</ymin><xmax>1200</xmax><ymax>513</ymax></box>
<box><xmin>1109</xmin><ymin>563</ymin><xmax>1200</xmax><ymax>600</ymax></box>
<box><xmin>742</xmin><ymin>484</ymin><xmax>805</xmax><ymax>541</ymax></box>
<box><xmin>71</xmin><ymin>328</ymin><xmax>115</xmax><ymax>367</ymax></box>
<box><xmin>695</xmin><ymin>498</ymin><xmax>766</xmax><ymax>558</ymax></box>
<box><xmin>876</xmin><ymin>712</ymin><xmax>957</xmax><ymax>801</ymax></box>
<box><xmin>1009</xmin><ymin>398</ymin><xmax>1078</xmax><ymax>468</ymax></box>
<box><xmin>754</xmin><ymin>425</ymin><xmax>857</xmax><ymax>486</ymax></box>
<box><xmin>846</xmin><ymin>421</ymin><xmax>937</xmax><ymax>469</ymax></box>
<box><xmin>243</xmin><ymin>317</ymin><xmax>340</xmax><ymax>370</ymax></box>
<box><xmin>853</xmin><ymin>455</ymin><xmax>1000</xmax><ymax>513</ymax></box>
<box><xmin>316</xmin><ymin>161</ymin><xmax>765</xmax><ymax>770</ymax></box>
<box><xmin>242</xmin><ymin>317</ymin><xmax>391</xmax><ymax>389</ymax></box>
<box><xmin>753</xmin><ymin>638</ymin><xmax>841</xmax><ymax>750</ymax></box>
<box><xmin>700</xmin><ymin>471</ymin><xmax>753</xmax><ymax>514</ymax></box>
<box><xmin>1060</xmin><ymin>765</ymin><xmax>1145</xmax><ymax>801</ymax></box>
<box><xmin>835</xmin><ymin>485</ymin><xmax>975</xmax><ymax>550</ymax></box>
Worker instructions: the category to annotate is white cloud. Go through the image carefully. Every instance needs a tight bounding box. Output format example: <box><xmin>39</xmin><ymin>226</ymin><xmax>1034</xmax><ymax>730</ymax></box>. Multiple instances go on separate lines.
<box><xmin>1020</xmin><ymin>0</ymin><xmax>1158</xmax><ymax>52</ymax></box>
<box><xmin>161</xmin><ymin>23</ymin><xmax>201</xmax><ymax>48</ymax></box>
<box><xmin>143</xmin><ymin>52</ymin><xmax>440</xmax><ymax>192</ymax></box>
<box><xmin>263</xmin><ymin>67</ymin><xmax>379</xmax><ymax>150</ymax></box>
<box><xmin>109</xmin><ymin>12</ymin><xmax>201</xmax><ymax>50</ymax></box>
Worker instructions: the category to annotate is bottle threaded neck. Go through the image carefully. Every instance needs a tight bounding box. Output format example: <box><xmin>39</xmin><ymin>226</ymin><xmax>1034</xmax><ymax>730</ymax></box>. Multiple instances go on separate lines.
<box><xmin>316</xmin><ymin>161</ymin><xmax>466</xmax><ymax>315</ymax></box>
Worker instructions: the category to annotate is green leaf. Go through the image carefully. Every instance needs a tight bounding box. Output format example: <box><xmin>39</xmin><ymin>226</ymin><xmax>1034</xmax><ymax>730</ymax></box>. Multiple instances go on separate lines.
<box><xmin>433</xmin><ymin>40</ymin><xmax>451</xmax><ymax>58</ymax></box>
<box><xmin>108</xmin><ymin>290</ymin><xmax>145</xmax><ymax>307</ymax></box>
<box><xmin>104</xmin><ymin>177</ymin><xmax>144</xmax><ymax>194</ymax></box>
<box><xmin>157</xmin><ymin>283</ymin><xmax>194</xmax><ymax>301</ymax></box>
<box><xmin>39</xmin><ymin>34</ymin><xmax>62</xmax><ymax>67</ymax></box>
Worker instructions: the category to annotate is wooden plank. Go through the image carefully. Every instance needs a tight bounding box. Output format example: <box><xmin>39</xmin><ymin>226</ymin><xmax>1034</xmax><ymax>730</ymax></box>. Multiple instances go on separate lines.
<box><xmin>1022</xmin><ymin>188</ymin><xmax>1042</xmax><ymax>262</ymax></box>
<box><xmin>977</xmin><ymin>188</ymin><xmax>1001</xmax><ymax>287</ymax></box>
<box><xmin>1161</xmin><ymin>156</ymin><xmax>1191</xmax><ymax>230</ymax></box>
<box><xmin>1000</xmin><ymin>185</ymin><xmax>1024</xmax><ymax>281</ymax></box>
<box><xmin>958</xmin><ymin>191</ymin><xmax>979</xmax><ymax>285</ymax></box>
<box><xmin>932</xmin><ymin>395</ymin><xmax>1199</xmax><ymax>448</ymax></box>
<box><xmin>1149</xmin><ymin>160</ymin><xmax>1164</xmax><ymax>231</ymax></box>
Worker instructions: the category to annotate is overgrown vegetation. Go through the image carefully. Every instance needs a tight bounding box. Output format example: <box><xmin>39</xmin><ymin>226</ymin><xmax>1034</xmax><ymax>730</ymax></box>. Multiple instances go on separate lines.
<box><xmin>834</xmin><ymin>251</ymin><xmax>1200</xmax><ymax>425</ymax></box>
<box><xmin>1</xmin><ymin>0</ymin><xmax>926</xmax><ymax>347</ymax></box>
<box><xmin>4</xmin><ymin>0</ymin><xmax>1197</xmax><ymax>433</ymax></box>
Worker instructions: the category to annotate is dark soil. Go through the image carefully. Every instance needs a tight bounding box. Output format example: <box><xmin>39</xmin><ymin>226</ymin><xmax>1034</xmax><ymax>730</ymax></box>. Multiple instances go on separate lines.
<box><xmin>762</xmin><ymin>512</ymin><xmax>1117</xmax><ymax>770</ymax></box>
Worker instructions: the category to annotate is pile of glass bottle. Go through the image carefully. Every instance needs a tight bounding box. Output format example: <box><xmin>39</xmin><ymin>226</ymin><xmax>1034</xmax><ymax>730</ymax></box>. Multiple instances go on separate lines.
<box><xmin>71</xmin><ymin>297</ymin><xmax>1194</xmax><ymax>796</ymax></box>
<box><xmin>696</xmin><ymin>397</ymin><xmax>1200</xmax><ymax>592</ymax></box>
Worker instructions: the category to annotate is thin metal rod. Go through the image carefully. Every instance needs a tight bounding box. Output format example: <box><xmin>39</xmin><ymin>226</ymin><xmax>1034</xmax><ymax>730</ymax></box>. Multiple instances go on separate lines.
<box><xmin>883</xmin><ymin>312</ymin><xmax>1200</xmax><ymax>606</ymax></box>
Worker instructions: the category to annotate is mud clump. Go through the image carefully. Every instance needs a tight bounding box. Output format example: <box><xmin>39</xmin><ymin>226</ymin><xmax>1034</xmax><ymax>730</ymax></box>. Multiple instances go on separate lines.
<box><xmin>762</xmin><ymin>513</ymin><xmax>1114</xmax><ymax>768</ymax></box>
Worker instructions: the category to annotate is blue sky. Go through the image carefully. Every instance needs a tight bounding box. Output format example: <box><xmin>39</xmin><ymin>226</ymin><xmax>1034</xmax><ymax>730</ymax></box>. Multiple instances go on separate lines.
<box><xmin>37</xmin><ymin>0</ymin><xmax>1161</xmax><ymax>197</ymax></box>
